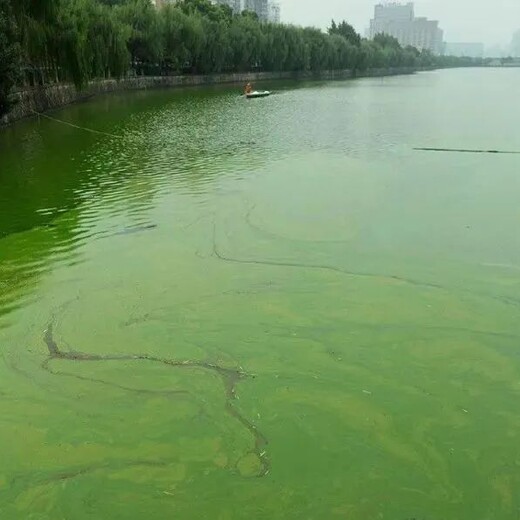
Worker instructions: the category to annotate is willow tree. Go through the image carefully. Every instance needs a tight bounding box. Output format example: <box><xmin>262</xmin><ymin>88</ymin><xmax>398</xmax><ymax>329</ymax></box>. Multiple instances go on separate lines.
<box><xmin>59</xmin><ymin>0</ymin><xmax>130</xmax><ymax>84</ymax></box>
<box><xmin>179</xmin><ymin>0</ymin><xmax>232</xmax><ymax>24</ymax></box>
<box><xmin>9</xmin><ymin>0</ymin><xmax>62</xmax><ymax>84</ymax></box>
<box><xmin>328</xmin><ymin>20</ymin><xmax>361</xmax><ymax>47</ymax></box>
<box><xmin>228</xmin><ymin>14</ymin><xmax>265</xmax><ymax>72</ymax></box>
<box><xmin>161</xmin><ymin>5</ymin><xmax>190</xmax><ymax>71</ymax></box>
<box><xmin>303</xmin><ymin>27</ymin><xmax>334</xmax><ymax>72</ymax></box>
<box><xmin>328</xmin><ymin>33</ymin><xmax>358</xmax><ymax>70</ymax></box>
<box><xmin>0</xmin><ymin>0</ymin><xmax>21</xmax><ymax>117</ymax></box>
<box><xmin>196</xmin><ymin>17</ymin><xmax>232</xmax><ymax>73</ymax></box>
<box><xmin>116</xmin><ymin>0</ymin><xmax>162</xmax><ymax>72</ymax></box>
<box><xmin>260</xmin><ymin>24</ymin><xmax>291</xmax><ymax>72</ymax></box>
<box><xmin>0</xmin><ymin>0</ymin><xmax>477</xmax><ymax>114</ymax></box>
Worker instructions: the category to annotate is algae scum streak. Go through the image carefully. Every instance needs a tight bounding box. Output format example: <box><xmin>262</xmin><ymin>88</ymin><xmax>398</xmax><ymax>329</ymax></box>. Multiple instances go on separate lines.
<box><xmin>1</xmin><ymin>69</ymin><xmax>520</xmax><ymax>519</ymax></box>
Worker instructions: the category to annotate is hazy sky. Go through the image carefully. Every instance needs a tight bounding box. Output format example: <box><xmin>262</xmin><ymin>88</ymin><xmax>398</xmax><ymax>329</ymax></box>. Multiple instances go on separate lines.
<box><xmin>280</xmin><ymin>0</ymin><xmax>520</xmax><ymax>47</ymax></box>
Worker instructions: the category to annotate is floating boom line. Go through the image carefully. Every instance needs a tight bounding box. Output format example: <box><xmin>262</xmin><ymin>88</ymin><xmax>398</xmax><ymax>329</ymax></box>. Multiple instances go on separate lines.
<box><xmin>414</xmin><ymin>147</ymin><xmax>520</xmax><ymax>155</ymax></box>
<box><xmin>31</xmin><ymin>109</ymin><xmax>124</xmax><ymax>139</ymax></box>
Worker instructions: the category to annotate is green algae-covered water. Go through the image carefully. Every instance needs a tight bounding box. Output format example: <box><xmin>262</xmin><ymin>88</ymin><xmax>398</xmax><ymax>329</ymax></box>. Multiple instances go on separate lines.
<box><xmin>1</xmin><ymin>69</ymin><xmax>520</xmax><ymax>519</ymax></box>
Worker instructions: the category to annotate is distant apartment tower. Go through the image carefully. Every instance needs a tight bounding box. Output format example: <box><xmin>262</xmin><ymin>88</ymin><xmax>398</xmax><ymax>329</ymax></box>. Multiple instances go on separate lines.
<box><xmin>267</xmin><ymin>3</ymin><xmax>281</xmax><ymax>23</ymax></box>
<box><xmin>244</xmin><ymin>0</ymin><xmax>269</xmax><ymax>21</ymax></box>
<box><xmin>368</xmin><ymin>3</ymin><xmax>444</xmax><ymax>54</ymax></box>
<box><xmin>373</xmin><ymin>2</ymin><xmax>414</xmax><ymax>23</ymax></box>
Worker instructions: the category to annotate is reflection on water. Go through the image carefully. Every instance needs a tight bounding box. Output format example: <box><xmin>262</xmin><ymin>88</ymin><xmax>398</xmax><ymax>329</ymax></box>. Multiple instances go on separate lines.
<box><xmin>1</xmin><ymin>69</ymin><xmax>520</xmax><ymax>519</ymax></box>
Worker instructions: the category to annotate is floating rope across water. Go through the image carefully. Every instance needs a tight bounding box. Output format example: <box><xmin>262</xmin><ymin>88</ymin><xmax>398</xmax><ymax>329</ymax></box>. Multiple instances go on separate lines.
<box><xmin>31</xmin><ymin>109</ymin><xmax>124</xmax><ymax>139</ymax></box>
<box><xmin>414</xmin><ymin>147</ymin><xmax>520</xmax><ymax>154</ymax></box>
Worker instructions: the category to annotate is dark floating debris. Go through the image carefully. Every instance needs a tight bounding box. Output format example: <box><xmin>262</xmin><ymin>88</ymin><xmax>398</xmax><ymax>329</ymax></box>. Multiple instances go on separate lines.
<box><xmin>95</xmin><ymin>223</ymin><xmax>158</xmax><ymax>240</ymax></box>
<box><xmin>115</xmin><ymin>224</ymin><xmax>158</xmax><ymax>236</ymax></box>
<box><xmin>31</xmin><ymin>109</ymin><xmax>124</xmax><ymax>139</ymax></box>
<box><xmin>414</xmin><ymin>147</ymin><xmax>520</xmax><ymax>155</ymax></box>
<box><xmin>43</xmin><ymin>323</ymin><xmax>270</xmax><ymax>478</ymax></box>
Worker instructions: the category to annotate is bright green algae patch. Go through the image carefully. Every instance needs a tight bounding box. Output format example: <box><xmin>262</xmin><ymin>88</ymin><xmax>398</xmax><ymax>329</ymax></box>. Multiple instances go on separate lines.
<box><xmin>1</xmin><ymin>70</ymin><xmax>520</xmax><ymax>519</ymax></box>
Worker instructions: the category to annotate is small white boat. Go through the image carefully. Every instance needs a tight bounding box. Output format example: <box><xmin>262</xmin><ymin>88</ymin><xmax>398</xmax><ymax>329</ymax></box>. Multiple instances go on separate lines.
<box><xmin>246</xmin><ymin>91</ymin><xmax>271</xmax><ymax>99</ymax></box>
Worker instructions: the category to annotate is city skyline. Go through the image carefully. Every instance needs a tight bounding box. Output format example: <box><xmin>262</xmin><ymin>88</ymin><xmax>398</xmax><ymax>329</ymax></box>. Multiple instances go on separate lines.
<box><xmin>279</xmin><ymin>0</ymin><xmax>520</xmax><ymax>47</ymax></box>
<box><xmin>368</xmin><ymin>3</ymin><xmax>444</xmax><ymax>54</ymax></box>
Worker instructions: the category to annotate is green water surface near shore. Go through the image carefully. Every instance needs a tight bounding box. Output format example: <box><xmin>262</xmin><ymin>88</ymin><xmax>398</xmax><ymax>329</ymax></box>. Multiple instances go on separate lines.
<box><xmin>1</xmin><ymin>69</ymin><xmax>520</xmax><ymax>519</ymax></box>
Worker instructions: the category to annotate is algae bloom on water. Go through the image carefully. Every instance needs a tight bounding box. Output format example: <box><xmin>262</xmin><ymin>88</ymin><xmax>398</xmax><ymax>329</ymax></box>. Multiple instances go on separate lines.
<box><xmin>1</xmin><ymin>69</ymin><xmax>520</xmax><ymax>520</ymax></box>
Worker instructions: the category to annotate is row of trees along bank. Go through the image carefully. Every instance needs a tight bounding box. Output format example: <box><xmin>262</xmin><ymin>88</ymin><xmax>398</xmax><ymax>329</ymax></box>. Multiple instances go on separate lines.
<box><xmin>0</xmin><ymin>0</ymin><xmax>483</xmax><ymax>117</ymax></box>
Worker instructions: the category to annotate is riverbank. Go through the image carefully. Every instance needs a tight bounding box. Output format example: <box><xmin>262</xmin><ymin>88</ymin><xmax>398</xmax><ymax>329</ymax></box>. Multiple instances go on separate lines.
<box><xmin>1</xmin><ymin>67</ymin><xmax>421</xmax><ymax>126</ymax></box>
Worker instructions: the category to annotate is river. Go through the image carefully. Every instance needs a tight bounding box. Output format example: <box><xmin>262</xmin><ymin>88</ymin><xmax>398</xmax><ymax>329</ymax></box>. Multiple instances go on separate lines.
<box><xmin>1</xmin><ymin>68</ymin><xmax>520</xmax><ymax>519</ymax></box>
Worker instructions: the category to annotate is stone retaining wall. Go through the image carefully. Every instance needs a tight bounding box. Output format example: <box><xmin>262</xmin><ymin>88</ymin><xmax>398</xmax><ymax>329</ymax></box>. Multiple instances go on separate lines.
<box><xmin>1</xmin><ymin>67</ymin><xmax>419</xmax><ymax>126</ymax></box>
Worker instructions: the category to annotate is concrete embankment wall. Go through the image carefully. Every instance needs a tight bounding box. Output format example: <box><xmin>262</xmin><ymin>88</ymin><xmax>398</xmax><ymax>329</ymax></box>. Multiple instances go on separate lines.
<box><xmin>1</xmin><ymin>67</ymin><xmax>419</xmax><ymax>126</ymax></box>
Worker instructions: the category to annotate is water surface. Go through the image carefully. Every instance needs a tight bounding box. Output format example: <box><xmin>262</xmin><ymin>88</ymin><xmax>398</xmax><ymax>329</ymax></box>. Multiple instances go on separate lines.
<box><xmin>1</xmin><ymin>69</ymin><xmax>520</xmax><ymax>519</ymax></box>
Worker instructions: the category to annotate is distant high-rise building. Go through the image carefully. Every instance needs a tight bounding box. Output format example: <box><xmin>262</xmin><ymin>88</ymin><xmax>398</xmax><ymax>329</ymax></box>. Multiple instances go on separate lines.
<box><xmin>368</xmin><ymin>3</ymin><xmax>444</xmax><ymax>54</ymax></box>
<box><xmin>374</xmin><ymin>2</ymin><xmax>414</xmax><ymax>23</ymax></box>
<box><xmin>443</xmin><ymin>42</ymin><xmax>484</xmax><ymax>58</ymax></box>
<box><xmin>244</xmin><ymin>0</ymin><xmax>269</xmax><ymax>21</ymax></box>
<box><xmin>268</xmin><ymin>3</ymin><xmax>281</xmax><ymax>23</ymax></box>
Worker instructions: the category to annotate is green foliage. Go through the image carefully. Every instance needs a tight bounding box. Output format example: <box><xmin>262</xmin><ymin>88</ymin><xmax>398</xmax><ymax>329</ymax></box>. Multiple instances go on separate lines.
<box><xmin>328</xmin><ymin>20</ymin><xmax>361</xmax><ymax>47</ymax></box>
<box><xmin>436</xmin><ymin>54</ymin><xmax>485</xmax><ymax>68</ymax></box>
<box><xmin>0</xmin><ymin>0</ymin><xmax>21</xmax><ymax>117</ymax></box>
<box><xmin>373</xmin><ymin>33</ymin><xmax>402</xmax><ymax>50</ymax></box>
<box><xmin>179</xmin><ymin>0</ymin><xmax>232</xmax><ymax>24</ymax></box>
<box><xmin>1</xmin><ymin>0</ymin><xmax>485</xmax><ymax>116</ymax></box>
<box><xmin>241</xmin><ymin>10</ymin><xmax>259</xmax><ymax>21</ymax></box>
<box><xmin>229</xmin><ymin>15</ymin><xmax>265</xmax><ymax>71</ymax></box>
<box><xmin>117</xmin><ymin>0</ymin><xmax>162</xmax><ymax>67</ymax></box>
<box><xmin>59</xmin><ymin>0</ymin><xmax>130</xmax><ymax>87</ymax></box>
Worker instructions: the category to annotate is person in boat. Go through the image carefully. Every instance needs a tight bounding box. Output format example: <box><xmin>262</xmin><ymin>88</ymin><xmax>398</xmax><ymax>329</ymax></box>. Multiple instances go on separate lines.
<box><xmin>244</xmin><ymin>83</ymin><xmax>253</xmax><ymax>95</ymax></box>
